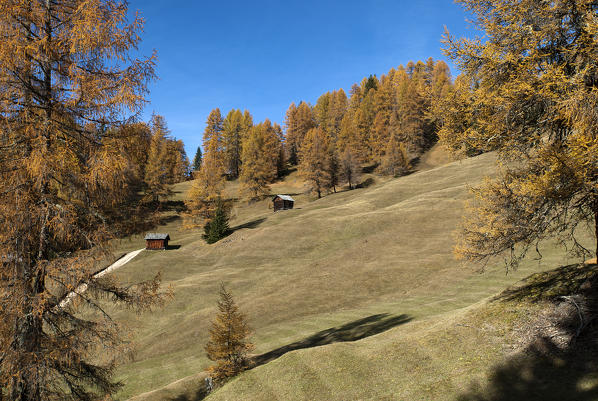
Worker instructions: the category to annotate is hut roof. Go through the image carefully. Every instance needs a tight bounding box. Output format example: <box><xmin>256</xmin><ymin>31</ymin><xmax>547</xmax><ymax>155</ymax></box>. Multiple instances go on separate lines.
<box><xmin>144</xmin><ymin>233</ymin><xmax>170</xmax><ymax>240</ymax></box>
<box><xmin>273</xmin><ymin>195</ymin><xmax>294</xmax><ymax>202</ymax></box>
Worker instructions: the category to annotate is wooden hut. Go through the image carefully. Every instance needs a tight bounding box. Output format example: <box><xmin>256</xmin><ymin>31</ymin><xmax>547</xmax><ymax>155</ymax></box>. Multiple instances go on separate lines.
<box><xmin>272</xmin><ymin>195</ymin><xmax>295</xmax><ymax>212</ymax></box>
<box><xmin>144</xmin><ymin>233</ymin><xmax>170</xmax><ymax>250</ymax></box>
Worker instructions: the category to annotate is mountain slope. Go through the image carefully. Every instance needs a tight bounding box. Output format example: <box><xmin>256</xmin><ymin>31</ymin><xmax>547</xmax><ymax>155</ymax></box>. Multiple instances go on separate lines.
<box><xmin>113</xmin><ymin>151</ymin><xmax>592</xmax><ymax>400</ymax></box>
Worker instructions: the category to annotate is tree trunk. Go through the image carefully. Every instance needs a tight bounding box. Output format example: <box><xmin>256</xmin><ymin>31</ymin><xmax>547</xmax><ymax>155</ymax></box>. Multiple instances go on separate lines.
<box><xmin>594</xmin><ymin>194</ymin><xmax>598</xmax><ymax>262</ymax></box>
<box><xmin>9</xmin><ymin>1</ymin><xmax>54</xmax><ymax>398</ymax></box>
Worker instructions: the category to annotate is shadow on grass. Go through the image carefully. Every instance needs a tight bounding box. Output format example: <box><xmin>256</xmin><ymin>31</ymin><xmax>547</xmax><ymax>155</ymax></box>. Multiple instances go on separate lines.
<box><xmin>458</xmin><ymin>323</ymin><xmax>598</xmax><ymax>401</ymax></box>
<box><xmin>251</xmin><ymin>313</ymin><xmax>412</xmax><ymax>367</ymax></box>
<box><xmin>158</xmin><ymin>214</ymin><xmax>181</xmax><ymax>225</ymax></box>
<box><xmin>495</xmin><ymin>263</ymin><xmax>598</xmax><ymax>303</ymax></box>
<box><xmin>163</xmin><ymin>200</ymin><xmax>187</xmax><ymax>213</ymax></box>
<box><xmin>356</xmin><ymin>177</ymin><xmax>375</xmax><ymax>189</ymax></box>
<box><xmin>361</xmin><ymin>163</ymin><xmax>378</xmax><ymax>174</ymax></box>
<box><xmin>230</xmin><ymin>217</ymin><xmax>266</xmax><ymax>232</ymax></box>
<box><xmin>168</xmin><ymin>388</ymin><xmax>206</xmax><ymax>401</ymax></box>
<box><xmin>166</xmin><ymin>313</ymin><xmax>412</xmax><ymax>400</ymax></box>
<box><xmin>460</xmin><ymin>263</ymin><xmax>598</xmax><ymax>401</ymax></box>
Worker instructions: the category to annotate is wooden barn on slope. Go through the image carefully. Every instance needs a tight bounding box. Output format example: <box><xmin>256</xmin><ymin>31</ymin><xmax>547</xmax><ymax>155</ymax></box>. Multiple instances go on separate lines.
<box><xmin>272</xmin><ymin>195</ymin><xmax>295</xmax><ymax>212</ymax></box>
<box><xmin>144</xmin><ymin>233</ymin><xmax>170</xmax><ymax>250</ymax></box>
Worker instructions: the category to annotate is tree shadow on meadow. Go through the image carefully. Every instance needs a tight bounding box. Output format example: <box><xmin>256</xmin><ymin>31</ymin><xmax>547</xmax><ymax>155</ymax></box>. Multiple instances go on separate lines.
<box><xmin>459</xmin><ymin>263</ymin><xmax>598</xmax><ymax>401</ymax></box>
<box><xmin>495</xmin><ymin>263</ymin><xmax>598</xmax><ymax>303</ymax></box>
<box><xmin>165</xmin><ymin>313</ymin><xmax>412</xmax><ymax>401</ymax></box>
<box><xmin>168</xmin><ymin>388</ymin><xmax>207</xmax><ymax>401</ymax></box>
<box><xmin>230</xmin><ymin>217</ymin><xmax>266</xmax><ymax>232</ymax></box>
<box><xmin>250</xmin><ymin>313</ymin><xmax>413</xmax><ymax>367</ymax></box>
<box><xmin>457</xmin><ymin>331</ymin><xmax>598</xmax><ymax>401</ymax></box>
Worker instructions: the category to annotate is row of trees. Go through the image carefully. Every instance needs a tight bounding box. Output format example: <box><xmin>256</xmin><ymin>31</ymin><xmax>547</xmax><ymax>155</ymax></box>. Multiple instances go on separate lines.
<box><xmin>286</xmin><ymin>58</ymin><xmax>450</xmax><ymax>197</ymax></box>
<box><xmin>185</xmin><ymin>108</ymin><xmax>285</xmax><ymax>226</ymax></box>
<box><xmin>142</xmin><ymin>115</ymin><xmax>190</xmax><ymax>203</ymax></box>
<box><xmin>188</xmin><ymin>58</ymin><xmax>452</xmax><ymax>226</ymax></box>
<box><xmin>287</xmin><ymin>58</ymin><xmax>451</xmax><ymax>163</ymax></box>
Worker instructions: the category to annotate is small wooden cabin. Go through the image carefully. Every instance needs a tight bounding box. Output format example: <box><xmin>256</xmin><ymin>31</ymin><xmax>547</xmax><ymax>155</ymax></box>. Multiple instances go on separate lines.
<box><xmin>272</xmin><ymin>195</ymin><xmax>295</xmax><ymax>212</ymax></box>
<box><xmin>144</xmin><ymin>233</ymin><xmax>170</xmax><ymax>250</ymax></box>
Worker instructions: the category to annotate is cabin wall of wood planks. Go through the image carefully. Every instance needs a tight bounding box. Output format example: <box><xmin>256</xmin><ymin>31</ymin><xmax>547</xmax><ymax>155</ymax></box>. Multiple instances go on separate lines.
<box><xmin>146</xmin><ymin>239</ymin><xmax>167</xmax><ymax>250</ymax></box>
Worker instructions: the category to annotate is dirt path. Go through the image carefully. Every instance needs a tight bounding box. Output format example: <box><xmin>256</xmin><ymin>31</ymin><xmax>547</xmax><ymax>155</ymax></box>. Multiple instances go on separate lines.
<box><xmin>59</xmin><ymin>248</ymin><xmax>145</xmax><ymax>308</ymax></box>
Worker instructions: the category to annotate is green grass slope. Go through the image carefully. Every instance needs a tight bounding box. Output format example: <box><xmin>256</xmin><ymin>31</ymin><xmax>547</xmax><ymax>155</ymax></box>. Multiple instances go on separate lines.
<box><xmin>113</xmin><ymin>151</ymin><xmax>592</xmax><ymax>400</ymax></box>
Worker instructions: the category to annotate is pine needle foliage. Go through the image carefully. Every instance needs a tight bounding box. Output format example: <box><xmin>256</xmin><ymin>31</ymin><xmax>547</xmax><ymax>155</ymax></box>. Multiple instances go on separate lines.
<box><xmin>203</xmin><ymin>200</ymin><xmax>230</xmax><ymax>244</ymax></box>
<box><xmin>193</xmin><ymin>146</ymin><xmax>203</xmax><ymax>172</ymax></box>
<box><xmin>205</xmin><ymin>284</ymin><xmax>254</xmax><ymax>381</ymax></box>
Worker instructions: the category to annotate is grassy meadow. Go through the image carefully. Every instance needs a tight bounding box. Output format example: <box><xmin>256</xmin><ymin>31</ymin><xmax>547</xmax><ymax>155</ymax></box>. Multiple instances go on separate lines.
<box><xmin>108</xmin><ymin>148</ymin><xmax>595</xmax><ymax>400</ymax></box>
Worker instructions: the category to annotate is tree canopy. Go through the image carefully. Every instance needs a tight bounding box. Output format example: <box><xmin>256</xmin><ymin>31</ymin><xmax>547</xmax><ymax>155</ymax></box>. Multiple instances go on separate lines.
<box><xmin>440</xmin><ymin>0</ymin><xmax>598</xmax><ymax>266</ymax></box>
<box><xmin>0</xmin><ymin>1</ymin><xmax>166</xmax><ymax>399</ymax></box>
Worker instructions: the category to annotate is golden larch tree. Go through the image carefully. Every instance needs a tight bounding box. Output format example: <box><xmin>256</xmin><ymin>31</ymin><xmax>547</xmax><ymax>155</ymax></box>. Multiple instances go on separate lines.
<box><xmin>205</xmin><ymin>284</ymin><xmax>254</xmax><ymax>381</ymax></box>
<box><xmin>185</xmin><ymin>109</ymin><xmax>226</xmax><ymax>226</ymax></box>
<box><xmin>0</xmin><ymin>1</ymin><xmax>165</xmax><ymax>400</ymax></box>
<box><xmin>379</xmin><ymin>134</ymin><xmax>411</xmax><ymax>177</ymax></box>
<box><xmin>238</xmin><ymin>121</ymin><xmax>279</xmax><ymax>200</ymax></box>
<box><xmin>339</xmin><ymin>148</ymin><xmax>361</xmax><ymax>190</ymax></box>
<box><xmin>222</xmin><ymin>109</ymin><xmax>245</xmax><ymax>178</ymax></box>
<box><xmin>144</xmin><ymin>115</ymin><xmax>172</xmax><ymax>203</ymax></box>
<box><xmin>442</xmin><ymin>0</ymin><xmax>598</xmax><ymax>266</ymax></box>
<box><xmin>299</xmin><ymin>127</ymin><xmax>331</xmax><ymax>199</ymax></box>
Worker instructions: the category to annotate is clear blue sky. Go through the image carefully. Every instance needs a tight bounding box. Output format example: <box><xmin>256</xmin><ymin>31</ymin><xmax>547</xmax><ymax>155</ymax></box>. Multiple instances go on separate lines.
<box><xmin>128</xmin><ymin>0</ymin><xmax>476</xmax><ymax>158</ymax></box>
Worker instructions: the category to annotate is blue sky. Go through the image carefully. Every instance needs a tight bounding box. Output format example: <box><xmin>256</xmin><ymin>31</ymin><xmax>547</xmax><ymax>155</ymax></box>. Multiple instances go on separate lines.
<box><xmin>128</xmin><ymin>0</ymin><xmax>477</xmax><ymax>158</ymax></box>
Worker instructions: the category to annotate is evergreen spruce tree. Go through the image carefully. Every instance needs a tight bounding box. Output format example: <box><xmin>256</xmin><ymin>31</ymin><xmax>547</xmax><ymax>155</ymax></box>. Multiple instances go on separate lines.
<box><xmin>193</xmin><ymin>146</ymin><xmax>203</xmax><ymax>172</ymax></box>
<box><xmin>205</xmin><ymin>284</ymin><xmax>254</xmax><ymax>381</ymax></box>
<box><xmin>203</xmin><ymin>200</ymin><xmax>230</xmax><ymax>244</ymax></box>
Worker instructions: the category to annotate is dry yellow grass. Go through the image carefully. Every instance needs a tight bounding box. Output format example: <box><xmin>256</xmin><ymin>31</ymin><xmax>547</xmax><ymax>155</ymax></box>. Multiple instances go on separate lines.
<box><xmin>108</xmin><ymin>150</ymin><xmax>594</xmax><ymax>400</ymax></box>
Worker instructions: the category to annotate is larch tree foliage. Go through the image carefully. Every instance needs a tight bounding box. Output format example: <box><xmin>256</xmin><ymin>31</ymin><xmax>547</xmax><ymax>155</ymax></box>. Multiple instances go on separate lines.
<box><xmin>222</xmin><ymin>109</ymin><xmax>244</xmax><ymax>178</ymax></box>
<box><xmin>165</xmin><ymin>138</ymin><xmax>189</xmax><ymax>184</ymax></box>
<box><xmin>284</xmin><ymin>101</ymin><xmax>315</xmax><ymax>165</ymax></box>
<box><xmin>185</xmin><ymin>109</ymin><xmax>226</xmax><ymax>226</ymax></box>
<box><xmin>205</xmin><ymin>284</ymin><xmax>254</xmax><ymax>381</ymax></box>
<box><xmin>299</xmin><ymin>127</ymin><xmax>331</xmax><ymax>198</ymax></box>
<box><xmin>436</xmin><ymin>74</ymin><xmax>482</xmax><ymax>157</ymax></box>
<box><xmin>327</xmin><ymin>89</ymin><xmax>348</xmax><ymax>140</ymax></box>
<box><xmin>273</xmin><ymin>122</ymin><xmax>286</xmax><ymax>177</ymax></box>
<box><xmin>144</xmin><ymin>114</ymin><xmax>172</xmax><ymax>203</ymax></box>
<box><xmin>442</xmin><ymin>0</ymin><xmax>598</xmax><ymax>266</ymax></box>
<box><xmin>340</xmin><ymin>148</ymin><xmax>361</xmax><ymax>190</ymax></box>
<box><xmin>239</xmin><ymin>120</ymin><xmax>280</xmax><ymax>200</ymax></box>
<box><xmin>117</xmin><ymin>122</ymin><xmax>153</xmax><ymax>187</ymax></box>
<box><xmin>0</xmin><ymin>1</ymin><xmax>166</xmax><ymax>400</ymax></box>
<box><xmin>379</xmin><ymin>134</ymin><xmax>410</xmax><ymax>177</ymax></box>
